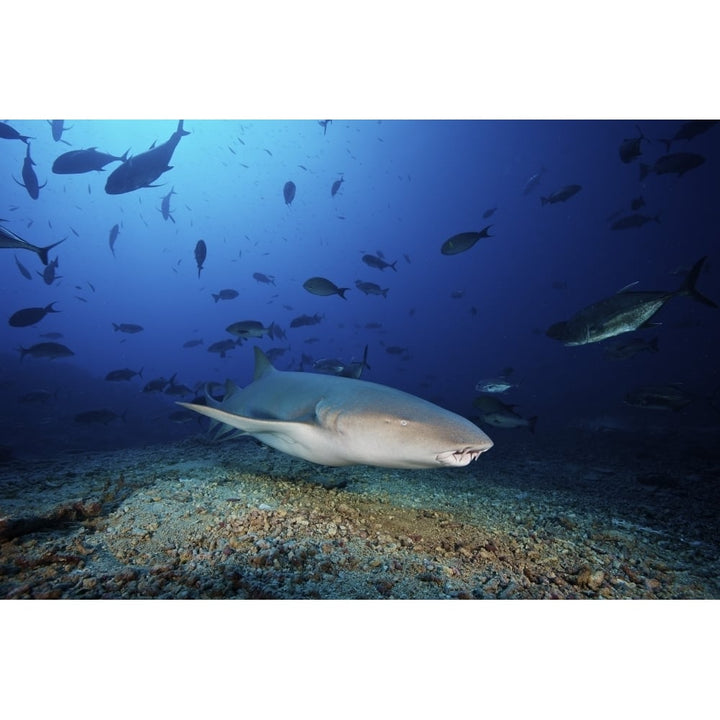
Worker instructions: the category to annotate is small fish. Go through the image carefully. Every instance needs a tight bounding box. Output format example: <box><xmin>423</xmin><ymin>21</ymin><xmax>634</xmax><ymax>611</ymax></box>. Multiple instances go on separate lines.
<box><xmin>0</xmin><ymin>121</ymin><xmax>31</xmax><ymax>143</ymax></box>
<box><xmin>540</xmin><ymin>184</ymin><xmax>582</xmax><ymax>206</ymax></box>
<box><xmin>639</xmin><ymin>153</ymin><xmax>705</xmax><ymax>180</ymax></box>
<box><xmin>303</xmin><ymin>277</ymin><xmax>349</xmax><ymax>299</ymax></box>
<box><xmin>14</xmin><ymin>254</ymin><xmax>32</xmax><ymax>280</ymax></box>
<box><xmin>112</xmin><ymin>323</ymin><xmax>144</xmax><ymax>334</ymax></box>
<box><xmin>18</xmin><ymin>342</ymin><xmax>74</xmax><ymax>361</ymax></box>
<box><xmin>361</xmin><ymin>254</ymin><xmax>397</xmax><ymax>271</ymax></box>
<box><xmin>624</xmin><ymin>384</ymin><xmax>694</xmax><ymax>411</ymax></box>
<box><xmin>660</xmin><ymin>121</ymin><xmax>719</xmax><ymax>152</ymax></box>
<box><xmin>194</xmin><ymin>239</ymin><xmax>207</xmax><ymax>277</ymax></box>
<box><xmin>290</xmin><ymin>313</ymin><xmax>323</xmax><ymax>328</ymax></box>
<box><xmin>109</xmin><ymin>223</ymin><xmax>120</xmax><ymax>256</ymax></box>
<box><xmin>331</xmin><ymin>176</ymin><xmax>344</xmax><ymax>197</ymax></box>
<box><xmin>440</xmin><ymin>227</ymin><xmax>493</xmax><ymax>256</ymax></box>
<box><xmin>318</xmin><ymin>120</ymin><xmax>332</xmax><ymax>135</ymax></box>
<box><xmin>355</xmin><ymin>280</ymin><xmax>388</xmax><ymax>298</ymax></box>
<box><xmin>482</xmin><ymin>207</ymin><xmax>497</xmax><ymax>219</ymax></box>
<box><xmin>283</xmin><ymin>180</ymin><xmax>296</xmax><ymax>205</ymax></box>
<box><xmin>52</xmin><ymin>147</ymin><xmax>128</xmax><ymax>174</ymax></box>
<box><xmin>253</xmin><ymin>272</ymin><xmax>275</xmax><ymax>285</ymax></box>
<box><xmin>160</xmin><ymin>187</ymin><xmax>177</xmax><ymax>223</ymax></box>
<box><xmin>8</xmin><ymin>302</ymin><xmax>60</xmax><ymax>328</ymax></box>
<box><xmin>183</xmin><ymin>339</ymin><xmax>204</xmax><ymax>348</ymax></box>
<box><xmin>208</xmin><ymin>339</ymin><xmax>237</xmax><ymax>358</ymax></box>
<box><xmin>610</xmin><ymin>213</ymin><xmax>660</xmax><ymax>231</ymax></box>
<box><xmin>212</xmin><ymin>289</ymin><xmax>239</xmax><ymax>303</ymax></box>
<box><xmin>618</xmin><ymin>125</ymin><xmax>647</xmax><ymax>163</ymax></box>
<box><xmin>522</xmin><ymin>166</ymin><xmax>546</xmax><ymax>195</ymax></box>
<box><xmin>14</xmin><ymin>143</ymin><xmax>47</xmax><ymax>200</ymax></box>
<box><xmin>105</xmin><ymin>368</ymin><xmax>143</xmax><ymax>382</ymax></box>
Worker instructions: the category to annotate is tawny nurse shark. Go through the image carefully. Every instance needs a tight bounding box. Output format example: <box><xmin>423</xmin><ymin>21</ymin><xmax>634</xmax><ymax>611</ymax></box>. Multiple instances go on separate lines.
<box><xmin>179</xmin><ymin>347</ymin><xmax>493</xmax><ymax>469</ymax></box>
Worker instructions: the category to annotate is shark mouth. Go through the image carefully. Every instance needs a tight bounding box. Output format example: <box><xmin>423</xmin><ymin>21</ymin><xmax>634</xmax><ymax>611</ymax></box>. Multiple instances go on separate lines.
<box><xmin>435</xmin><ymin>446</ymin><xmax>489</xmax><ymax>467</ymax></box>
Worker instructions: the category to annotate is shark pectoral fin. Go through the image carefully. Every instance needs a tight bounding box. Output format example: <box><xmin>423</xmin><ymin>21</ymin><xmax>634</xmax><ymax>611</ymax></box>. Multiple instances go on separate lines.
<box><xmin>176</xmin><ymin>402</ymin><xmax>310</xmax><ymax>435</ymax></box>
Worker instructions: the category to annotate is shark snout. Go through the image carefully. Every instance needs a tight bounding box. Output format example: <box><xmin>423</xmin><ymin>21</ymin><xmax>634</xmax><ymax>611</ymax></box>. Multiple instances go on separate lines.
<box><xmin>435</xmin><ymin>440</ymin><xmax>494</xmax><ymax>467</ymax></box>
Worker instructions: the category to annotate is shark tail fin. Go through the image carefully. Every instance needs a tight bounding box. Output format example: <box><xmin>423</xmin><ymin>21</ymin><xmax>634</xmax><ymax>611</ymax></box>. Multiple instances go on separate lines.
<box><xmin>678</xmin><ymin>256</ymin><xmax>718</xmax><ymax>308</ymax></box>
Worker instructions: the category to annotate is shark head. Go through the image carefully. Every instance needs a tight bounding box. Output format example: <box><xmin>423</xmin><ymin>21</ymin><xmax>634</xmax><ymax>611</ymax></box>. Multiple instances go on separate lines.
<box><xmin>312</xmin><ymin>391</ymin><xmax>493</xmax><ymax>468</ymax></box>
<box><xmin>178</xmin><ymin>347</ymin><xmax>493</xmax><ymax>469</ymax></box>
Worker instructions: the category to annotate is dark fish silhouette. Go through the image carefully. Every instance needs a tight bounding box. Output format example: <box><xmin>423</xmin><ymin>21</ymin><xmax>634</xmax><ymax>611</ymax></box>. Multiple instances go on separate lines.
<box><xmin>8</xmin><ymin>302</ymin><xmax>60</xmax><ymax>327</ymax></box>
<box><xmin>48</xmin><ymin>120</ymin><xmax>73</xmax><ymax>144</ymax></box>
<box><xmin>618</xmin><ymin>125</ymin><xmax>647</xmax><ymax>163</ymax></box>
<box><xmin>109</xmin><ymin>223</ymin><xmax>120</xmax><ymax>256</ymax></box>
<box><xmin>361</xmin><ymin>254</ymin><xmax>397</xmax><ymax>271</ymax></box>
<box><xmin>540</xmin><ymin>184</ymin><xmax>581</xmax><ymax>206</ymax></box>
<box><xmin>52</xmin><ymin>147</ymin><xmax>128</xmax><ymax>174</ymax></box>
<box><xmin>195</xmin><ymin>239</ymin><xmax>207</xmax><ymax>278</ymax></box>
<box><xmin>660</xmin><ymin>120</ymin><xmax>718</xmax><ymax>152</ymax></box>
<box><xmin>14</xmin><ymin>254</ymin><xmax>32</xmax><ymax>279</ymax></box>
<box><xmin>212</xmin><ymin>289</ymin><xmax>239</xmax><ymax>303</ymax></box>
<box><xmin>14</xmin><ymin>143</ymin><xmax>46</xmax><ymax>199</ymax></box>
<box><xmin>160</xmin><ymin>187</ymin><xmax>177</xmax><ymax>222</ymax></box>
<box><xmin>18</xmin><ymin>342</ymin><xmax>74</xmax><ymax>361</ymax></box>
<box><xmin>303</xmin><ymin>277</ymin><xmax>349</xmax><ymax>299</ymax></box>
<box><xmin>105</xmin><ymin>120</ymin><xmax>189</xmax><ymax>194</ymax></box>
<box><xmin>631</xmin><ymin>196</ymin><xmax>645</xmax><ymax>211</ymax></box>
<box><xmin>0</xmin><ymin>121</ymin><xmax>31</xmax><ymax>144</ymax></box>
<box><xmin>610</xmin><ymin>213</ymin><xmax>660</xmax><ymax>231</ymax></box>
<box><xmin>112</xmin><ymin>323</ymin><xmax>144</xmax><ymax>333</ymax></box>
<box><xmin>331</xmin><ymin>176</ymin><xmax>344</xmax><ymax>197</ymax></box>
<box><xmin>639</xmin><ymin>152</ymin><xmax>705</xmax><ymax>180</ymax></box>
<box><xmin>105</xmin><ymin>368</ymin><xmax>143</xmax><ymax>382</ymax></box>
<box><xmin>283</xmin><ymin>181</ymin><xmax>296</xmax><ymax>205</ymax></box>
<box><xmin>441</xmin><ymin>227</ymin><xmax>493</xmax><ymax>256</ymax></box>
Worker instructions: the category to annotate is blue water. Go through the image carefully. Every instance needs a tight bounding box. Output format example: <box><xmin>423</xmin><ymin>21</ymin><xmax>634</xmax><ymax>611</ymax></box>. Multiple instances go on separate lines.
<box><xmin>1</xmin><ymin>120</ymin><xmax>719</xmax><ymax>458</ymax></box>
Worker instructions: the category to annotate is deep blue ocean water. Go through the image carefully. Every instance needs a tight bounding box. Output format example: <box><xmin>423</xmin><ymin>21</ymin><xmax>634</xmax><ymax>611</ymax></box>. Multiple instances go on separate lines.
<box><xmin>1</xmin><ymin>119</ymin><xmax>719</xmax><ymax>458</ymax></box>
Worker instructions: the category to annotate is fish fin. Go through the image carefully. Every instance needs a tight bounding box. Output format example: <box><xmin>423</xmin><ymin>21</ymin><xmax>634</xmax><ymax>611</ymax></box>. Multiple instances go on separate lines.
<box><xmin>253</xmin><ymin>346</ymin><xmax>276</xmax><ymax>380</ymax></box>
<box><xmin>616</xmin><ymin>280</ymin><xmax>640</xmax><ymax>294</ymax></box>
<box><xmin>679</xmin><ymin>256</ymin><xmax>718</xmax><ymax>308</ymax></box>
<box><xmin>37</xmin><ymin>237</ymin><xmax>66</xmax><ymax>266</ymax></box>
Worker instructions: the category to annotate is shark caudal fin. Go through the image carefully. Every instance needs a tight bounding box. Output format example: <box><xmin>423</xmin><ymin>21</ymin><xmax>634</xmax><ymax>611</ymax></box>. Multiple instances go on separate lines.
<box><xmin>678</xmin><ymin>256</ymin><xmax>718</xmax><ymax>308</ymax></box>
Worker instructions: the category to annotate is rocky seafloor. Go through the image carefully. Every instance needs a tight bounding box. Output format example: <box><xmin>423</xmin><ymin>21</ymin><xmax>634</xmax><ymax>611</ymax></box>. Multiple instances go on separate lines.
<box><xmin>1</xmin><ymin>427</ymin><xmax>718</xmax><ymax>599</ymax></box>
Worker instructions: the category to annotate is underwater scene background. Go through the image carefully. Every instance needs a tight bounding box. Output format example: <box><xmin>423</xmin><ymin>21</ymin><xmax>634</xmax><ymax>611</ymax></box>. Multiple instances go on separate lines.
<box><xmin>1</xmin><ymin>119</ymin><xmax>719</xmax><ymax>602</ymax></box>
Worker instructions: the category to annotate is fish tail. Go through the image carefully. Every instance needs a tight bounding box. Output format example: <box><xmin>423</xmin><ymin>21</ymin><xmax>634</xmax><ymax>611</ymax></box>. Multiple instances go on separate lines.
<box><xmin>37</xmin><ymin>237</ymin><xmax>66</xmax><ymax>265</ymax></box>
<box><xmin>639</xmin><ymin>164</ymin><xmax>650</xmax><ymax>181</ymax></box>
<box><xmin>112</xmin><ymin>323</ymin><xmax>120</xmax><ymax>331</ymax></box>
<box><xmin>138</xmin><ymin>367</ymin><xmax>144</xmax><ymax>379</ymax></box>
<box><xmin>177</xmin><ymin>120</ymin><xmax>190</xmax><ymax>137</ymax></box>
<box><xmin>46</xmin><ymin>301</ymin><xmax>60</xmax><ymax>313</ymax></box>
<box><xmin>212</xmin><ymin>294</ymin><xmax>220</xmax><ymax>303</ymax></box>
<box><xmin>362</xmin><ymin>345</ymin><xmax>371</xmax><ymax>371</ymax></box>
<box><xmin>390</xmin><ymin>261</ymin><xmax>397</xmax><ymax>272</ymax></box>
<box><xmin>17</xmin><ymin>347</ymin><xmax>27</xmax><ymax>362</ymax></box>
<box><xmin>678</xmin><ymin>256</ymin><xmax>718</xmax><ymax>308</ymax></box>
<box><xmin>337</xmin><ymin>288</ymin><xmax>350</xmax><ymax>299</ymax></box>
<box><xmin>653</xmin><ymin>213</ymin><xmax>661</xmax><ymax>223</ymax></box>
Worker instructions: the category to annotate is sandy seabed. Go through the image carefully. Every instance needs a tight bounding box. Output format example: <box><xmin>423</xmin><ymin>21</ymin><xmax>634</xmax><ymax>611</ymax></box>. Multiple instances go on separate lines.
<box><xmin>1</xmin><ymin>428</ymin><xmax>718</xmax><ymax>599</ymax></box>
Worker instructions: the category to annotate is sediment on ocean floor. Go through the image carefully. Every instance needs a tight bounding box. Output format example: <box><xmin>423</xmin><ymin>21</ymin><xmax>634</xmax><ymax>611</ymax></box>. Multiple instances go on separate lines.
<box><xmin>1</xmin><ymin>430</ymin><xmax>718</xmax><ymax>599</ymax></box>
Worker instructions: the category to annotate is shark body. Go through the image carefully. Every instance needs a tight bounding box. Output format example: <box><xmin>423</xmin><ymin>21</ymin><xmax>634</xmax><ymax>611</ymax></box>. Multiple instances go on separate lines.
<box><xmin>179</xmin><ymin>347</ymin><xmax>493</xmax><ymax>469</ymax></box>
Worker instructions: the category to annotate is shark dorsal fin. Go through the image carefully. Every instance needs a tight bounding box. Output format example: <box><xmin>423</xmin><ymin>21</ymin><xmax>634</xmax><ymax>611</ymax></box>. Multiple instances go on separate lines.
<box><xmin>253</xmin><ymin>346</ymin><xmax>276</xmax><ymax>380</ymax></box>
